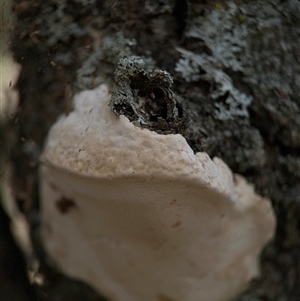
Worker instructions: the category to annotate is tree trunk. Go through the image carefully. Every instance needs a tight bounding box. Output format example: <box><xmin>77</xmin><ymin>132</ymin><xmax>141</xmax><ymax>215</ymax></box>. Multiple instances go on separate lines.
<box><xmin>3</xmin><ymin>0</ymin><xmax>300</xmax><ymax>300</ymax></box>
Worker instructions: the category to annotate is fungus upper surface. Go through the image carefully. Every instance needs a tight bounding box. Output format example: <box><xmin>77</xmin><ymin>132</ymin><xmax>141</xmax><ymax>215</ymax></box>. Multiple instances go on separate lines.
<box><xmin>41</xmin><ymin>83</ymin><xmax>276</xmax><ymax>301</ymax></box>
<box><xmin>43</xmin><ymin>84</ymin><xmax>231</xmax><ymax>195</ymax></box>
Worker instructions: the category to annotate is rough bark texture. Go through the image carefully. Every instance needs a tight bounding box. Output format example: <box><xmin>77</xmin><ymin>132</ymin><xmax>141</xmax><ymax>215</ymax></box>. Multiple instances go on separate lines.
<box><xmin>3</xmin><ymin>0</ymin><xmax>300</xmax><ymax>300</ymax></box>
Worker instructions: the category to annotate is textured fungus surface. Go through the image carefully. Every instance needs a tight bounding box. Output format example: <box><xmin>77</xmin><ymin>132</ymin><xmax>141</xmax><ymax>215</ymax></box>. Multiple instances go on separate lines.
<box><xmin>40</xmin><ymin>84</ymin><xmax>275</xmax><ymax>301</ymax></box>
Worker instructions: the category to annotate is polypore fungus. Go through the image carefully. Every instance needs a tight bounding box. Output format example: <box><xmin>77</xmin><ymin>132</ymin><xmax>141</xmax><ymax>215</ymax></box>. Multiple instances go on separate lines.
<box><xmin>40</xmin><ymin>59</ymin><xmax>275</xmax><ymax>301</ymax></box>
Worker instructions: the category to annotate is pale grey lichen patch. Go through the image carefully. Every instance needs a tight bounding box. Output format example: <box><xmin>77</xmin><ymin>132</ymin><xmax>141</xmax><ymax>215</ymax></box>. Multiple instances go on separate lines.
<box><xmin>179</xmin><ymin>0</ymin><xmax>300</xmax><ymax>148</ymax></box>
<box><xmin>144</xmin><ymin>0</ymin><xmax>173</xmax><ymax>15</ymax></box>
<box><xmin>41</xmin><ymin>1</ymin><xmax>86</xmax><ymax>47</ymax></box>
<box><xmin>102</xmin><ymin>32</ymin><xmax>137</xmax><ymax>65</ymax></box>
<box><xmin>184</xmin><ymin>93</ymin><xmax>266</xmax><ymax>173</ymax></box>
<box><xmin>110</xmin><ymin>56</ymin><xmax>187</xmax><ymax>135</ymax></box>
<box><xmin>75</xmin><ymin>34</ymin><xmax>134</xmax><ymax>91</ymax></box>
<box><xmin>75</xmin><ymin>52</ymin><xmax>105</xmax><ymax>91</ymax></box>
<box><xmin>101</xmin><ymin>32</ymin><xmax>155</xmax><ymax>70</ymax></box>
<box><xmin>176</xmin><ymin>48</ymin><xmax>253</xmax><ymax>120</ymax></box>
<box><xmin>187</xmin><ymin>2</ymin><xmax>248</xmax><ymax>72</ymax></box>
<box><xmin>75</xmin><ymin>32</ymin><xmax>155</xmax><ymax>91</ymax></box>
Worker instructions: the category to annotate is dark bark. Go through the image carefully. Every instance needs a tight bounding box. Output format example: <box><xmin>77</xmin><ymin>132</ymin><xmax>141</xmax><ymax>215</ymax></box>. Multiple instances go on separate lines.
<box><xmin>4</xmin><ymin>0</ymin><xmax>300</xmax><ymax>300</ymax></box>
<box><xmin>0</xmin><ymin>200</ymin><xmax>32</xmax><ymax>301</ymax></box>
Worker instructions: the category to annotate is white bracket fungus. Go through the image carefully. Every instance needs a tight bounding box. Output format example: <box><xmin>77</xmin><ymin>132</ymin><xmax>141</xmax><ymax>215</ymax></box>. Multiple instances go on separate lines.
<box><xmin>40</xmin><ymin>83</ymin><xmax>275</xmax><ymax>301</ymax></box>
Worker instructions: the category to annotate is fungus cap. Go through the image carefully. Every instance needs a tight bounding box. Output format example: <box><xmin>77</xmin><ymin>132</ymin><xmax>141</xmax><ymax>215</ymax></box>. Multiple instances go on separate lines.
<box><xmin>40</xmin><ymin>84</ymin><xmax>276</xmax><ymax>301</ymax></box>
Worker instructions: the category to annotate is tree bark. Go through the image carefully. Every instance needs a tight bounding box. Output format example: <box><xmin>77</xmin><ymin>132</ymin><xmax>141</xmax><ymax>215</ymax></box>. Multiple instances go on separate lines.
<box><xmin>4</xmin><ymin>0</ymin><xmax>300</xmax><ymax>300</ymax></box>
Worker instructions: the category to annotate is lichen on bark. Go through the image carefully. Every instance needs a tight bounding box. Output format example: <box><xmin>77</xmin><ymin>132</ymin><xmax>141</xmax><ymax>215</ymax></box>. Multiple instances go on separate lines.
<box><xmin>7</xmin><ymin>0</ymin><xmax>300</xmax><ymax>300</ymax></box>
<box><xmin>110</xmin><ymin>56</ymin><xmax>188</xmax><ymax>135</ymax></box>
